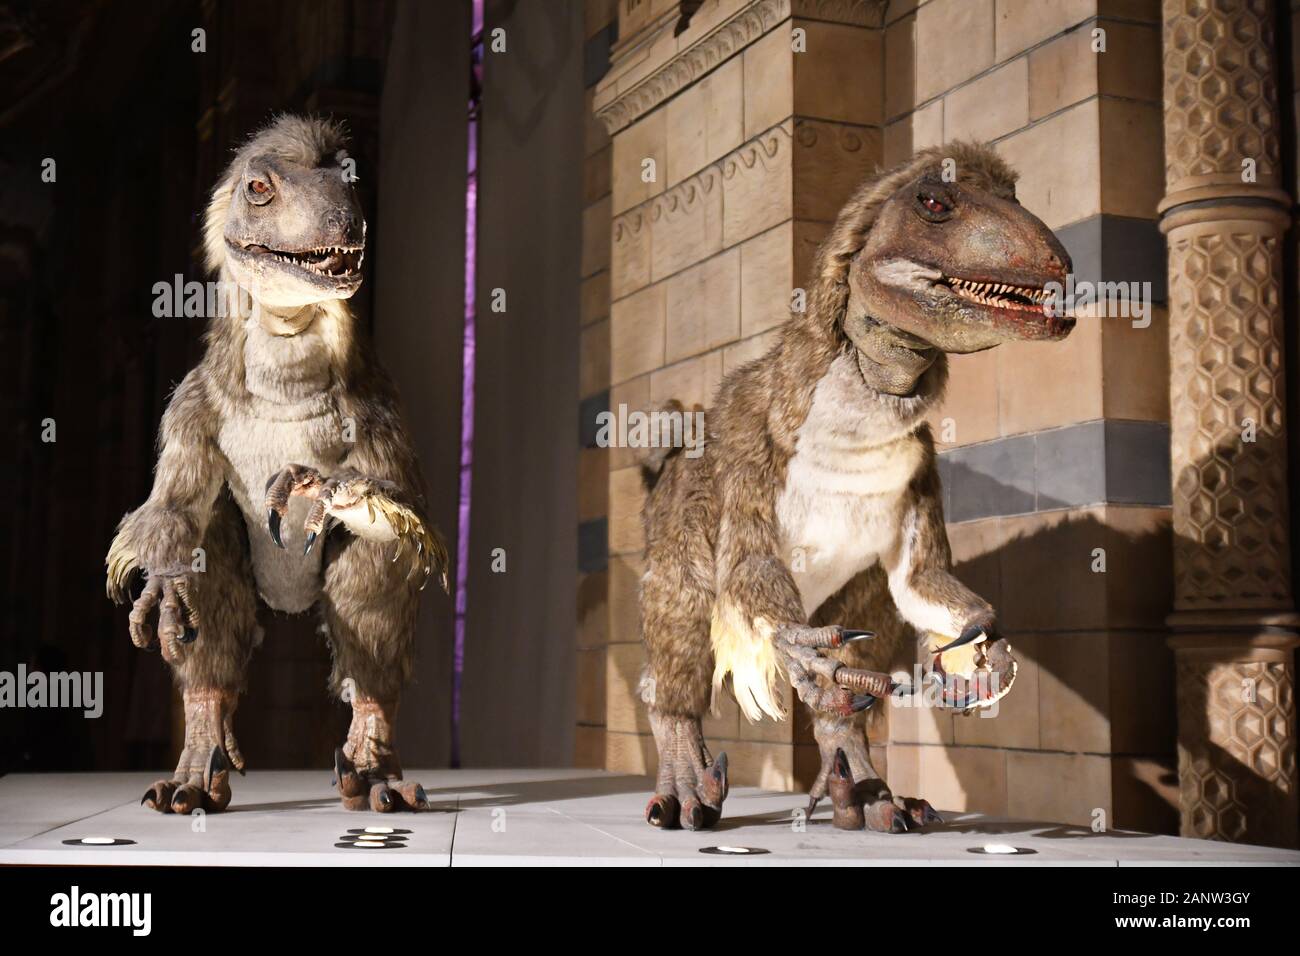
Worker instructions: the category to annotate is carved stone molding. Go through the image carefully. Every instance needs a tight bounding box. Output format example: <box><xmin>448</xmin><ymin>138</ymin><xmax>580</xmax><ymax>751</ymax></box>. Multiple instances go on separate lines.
<box><xmin>1159</xmin><ymin>0</ymin><xmax>1299</xmax><ymax>847</ymax></box>
<box><xmin>597</xmin><ymin>0</ymin><xmax>883</xmax><ymax>135</ymax></box>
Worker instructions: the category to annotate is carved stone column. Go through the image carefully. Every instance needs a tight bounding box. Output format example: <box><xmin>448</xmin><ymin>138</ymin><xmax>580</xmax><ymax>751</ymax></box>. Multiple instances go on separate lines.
<box><xmin>1158</xmin><ymin>0</ymin><xmax>1299</xmax><ymax>847</ymax></box>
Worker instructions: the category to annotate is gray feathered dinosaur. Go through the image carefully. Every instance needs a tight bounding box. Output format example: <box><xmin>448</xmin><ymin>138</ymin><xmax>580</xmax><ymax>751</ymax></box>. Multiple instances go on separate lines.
<box><xmin>106</xmin><ymin>115</ymin><xmax>448</xmax><ymax>814</ymax></box>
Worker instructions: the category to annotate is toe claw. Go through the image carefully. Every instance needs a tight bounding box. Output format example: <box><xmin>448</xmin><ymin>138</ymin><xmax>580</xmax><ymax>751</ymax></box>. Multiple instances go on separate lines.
<box><xmin>303</xmin><ymin>531</ymin><xmax>317</xmax><ymax>556</ymax></box>
<box><xmin>268</xmin><ymin>509</ymin><xmax>284</xmax><ymax>548</ymax></box>
<box><xmin>645</xmin><ymin>794</ymin><xmax>680</xmax><ymax>829</ymax></box>
<box><xmin>180</xmin><ymin>626</ymin><xmax>198</xmax><ymax>644</ymax></box>
<box><xmin>840</xmin><ymin>629</ymin><xmax>875</xmax><ymax>643</ymax></box>
<box><xmin>850</xmin><ymin>693</ymin><xmax>877</xmax><ymax>712</ymax></box>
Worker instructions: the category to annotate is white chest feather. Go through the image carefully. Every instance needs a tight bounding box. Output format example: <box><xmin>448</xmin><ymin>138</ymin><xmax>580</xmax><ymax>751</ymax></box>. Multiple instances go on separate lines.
<box><xmin>218</xmin><ymin>319</ymin><xmax>347</xmax><ymax>613</ymax></box>
<box><xmin>775</xmin><ymin>353</ymin><xmax>934</xmax><ymax>616</ymax></box>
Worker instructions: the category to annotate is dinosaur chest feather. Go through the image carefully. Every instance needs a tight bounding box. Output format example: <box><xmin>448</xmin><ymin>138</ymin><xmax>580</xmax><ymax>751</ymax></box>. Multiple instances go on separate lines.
<box><xmin>774</xmin><ymin>354</ymin><xmax>928</xmax><ymax>616</ymax></box>
<box><xmin>217</xmin><ymin>320</ymin><xmax>347</xmax><ymax>613</ymax></box>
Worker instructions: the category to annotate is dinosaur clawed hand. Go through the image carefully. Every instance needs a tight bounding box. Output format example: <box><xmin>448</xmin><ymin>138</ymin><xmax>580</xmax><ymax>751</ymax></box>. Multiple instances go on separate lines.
<box><xmin>773</xmin><ymin>623</ymin><xmax>910</xmax><ymax>717</ymax></box>
<box><xmin>264</xmin><ymin>463</ymin><xmax>449</xmax><ymax>591</ymax></box>
<box><xmin>120</xmin><ymin>568</ymin><xmax>199</xmax><ymax>662</ymax></box>
<box><xmin>645</xmin><ymin>713</ymin><xmax>728</xmax><ymax>830</ymax></box>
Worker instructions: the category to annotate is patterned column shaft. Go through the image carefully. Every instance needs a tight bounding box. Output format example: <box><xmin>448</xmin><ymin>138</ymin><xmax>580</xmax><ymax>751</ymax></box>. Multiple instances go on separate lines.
<box><xmin>1159</xmin><ymin>0</ymin><xmax>1299</xmax><ymax>847</ymax></box>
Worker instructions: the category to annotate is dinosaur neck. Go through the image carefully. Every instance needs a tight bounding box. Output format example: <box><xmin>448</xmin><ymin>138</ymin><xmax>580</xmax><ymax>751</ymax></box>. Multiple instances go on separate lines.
<box><xmin>852</xmin><ymin>317</ymin><xmax>938</xmax><ymax>396</ymax></box>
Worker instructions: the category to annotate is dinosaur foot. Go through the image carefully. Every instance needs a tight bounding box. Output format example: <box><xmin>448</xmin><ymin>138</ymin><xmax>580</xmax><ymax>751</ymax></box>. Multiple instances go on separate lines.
<box><xmin>645</xmin><ymin>711</ymin><xmax>728</xmax><ymax>830</ymax></box>
<box><xmin>813</xmin><ymin>747</ymin><xmax>941</xmax><ymax>833</ymax></box>
<box><xmin>142</xmin><ymin>746</ymin><xmax>232</xmax><ymax>814</ymax></box>
<box><xmin>333</xmin><ymin>748</ymin><xmax>430</xmax><ymax>812</ymax></box>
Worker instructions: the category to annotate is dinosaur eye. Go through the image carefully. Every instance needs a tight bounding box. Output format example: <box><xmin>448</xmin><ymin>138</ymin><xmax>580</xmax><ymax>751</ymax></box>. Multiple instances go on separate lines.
<box><xmin>916</xmin><ymin>190</ymin><xmax>953</xmax><ymax>222</ymax></box>
<box><xmin>246</xmin><ymin>178</ymin><xmax>274</xmax><ymax>205</ymax></box>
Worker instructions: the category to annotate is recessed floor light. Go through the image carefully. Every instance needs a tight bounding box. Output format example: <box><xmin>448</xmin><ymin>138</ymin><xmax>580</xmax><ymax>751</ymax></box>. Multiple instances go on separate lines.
<box><xmin>699</xmin><ymin>845</ymin><xmax>770</xmax><ymax>855</ymax></box>
<box><xmin>967</xmin><ymin>843</ymin><xmax>1035</xmax><ymax>855</ymax></box>
<box><xmin>62</xmin><ymin>837</ymin><xmax>136</xmax><ymax>847</ymax></box>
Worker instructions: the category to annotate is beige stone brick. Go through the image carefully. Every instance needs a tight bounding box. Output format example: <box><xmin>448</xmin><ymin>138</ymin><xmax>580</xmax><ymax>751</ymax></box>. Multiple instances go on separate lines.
<box><xmin>1113</xmin><ymin>755</ymin><xmax>1178</xmax><ymax>833</ymax></box>
<box><xmin>607</xmin><ymin>551</ymin><xmax>645</xmax><ymax>645</ymax></box>
<box><xmin>607</xmin><ymin>640</ymin><xmax>650</xmax><ymax>733</ymax></box>
<box><xmin>574</xmin><ymin>724</ymin><xmax>606</xmax><ymax>768</ymax></box>
<box><xmin>577</xmin><ymin>646</ymin><xmax>608</xmax><ymax>726</ymax></box>
<box><xmin>793</xmin><ymin>121</ymin><xmax>881</xmax><ymax>222</ymax></box>
<box><xmin>605</xmin><ymin>729</ymin><xmax>654</xmax><ymax>774</ymax></box>
<box><xmin>650</xmin><ymin>168</ymin><xmax>725</xmax><ymax>281</ymax></box>
<box><xmin>1036</xmin><ymin>631</ymin><xmax>1110</xmax><ymax>753</ymax></box>
<box><xmin>917</xmin><ymin>743</ymin><xmax>1008</xmax><ymax>814</ymax></box>
<box><xmin>585</xmin><ymin>143</ymin><xmax>612</xmax><ymax>205</ymax></box>
<box><xmin>996</xmin><ymin>299</ymin><xmax>1102</xmax><ymax>433</ymax></box>
<box><xmin>721</xmin><ymin>739</ymin><xmax>796</xmax><ymax>791</ymax></box>
<box><xmin>743</xmin><ymin>22</ymin><xmax>794</xmax><ymax>139</ymax></box>
<box><xmin>1097</xmin><ymin>21</ymin><xmax>1162</xmax><ymax>102</ymax></box>
<box><xmin>581</xmin><ymin>195</ymin><xmax>612</xmax><ymax>279</ymax></box>
<box><xmin>611</xmin><ymin>208</ymin><xmax>651</xmax><ymax>299</ymax></box>
<box><xmin>610</xmin><ymin>281</ymin><xmax>665</xmax><ymax>384</ymax></box>
<box><xmin>954</xmin><ymin>634</ymin><xmax>1040</xmax><ymax>749</ymax></box>
<box><xmin>650</xmin><ymin>348</ymin><xmax>725</xmax><ymax>410</ymax></box>
<box><xmin>946</xmin><ymin>514</ymin><xmax>1009</xmax><ymax>612</ymax></box>
<box><xmin>1006</xmin><ymin>750</ymin><xmax>1111</xmax><ymax>825</ymax></box>
<box><xmin>585</xmin><ymin>0</ymin><xmax>617</xmax><ymax>38</ymax></box>
<box><xmin>608</xmin><ymin>374</ymin><xmax>650</xmax><ymax>470</ymax></box>
<box><xmin>581</xmin><ymin>269</ymin><xmax>611</xmax><ymax>325</ymax></box>
<box><xmin>666</xmin><ymin>247</ymin><xmax>741</xmax><ymax>362</ymax></box>
<box><xmin>612</xmin><ymin>108</ymin><xmax>667</xmax><ymax>214</ymax></box>
<box><xmin>722</xmin><ymin>127</ymin><xmax>794</xmax><ymax>246</ymax></box>
<box><xmin>1098</xmin><ymin>97</ymin><xmax>1163</xmax><ymax>220</ymax></box>
<box><xmin>792</xmin><ymin>21</ymin><xmax>882</xmax><ymax>126</ymax></box>
<box><xmin>888</xmin><ymin>694</ymin><xmax>955</xmax><ymax>745</ymax></box>
<box><xmin>884</xmin><ymin>12</ymin><xmax>916</xmax><ymax>120</ymax></box>
<box><xmin>608</xmin><ymin>465</ymin><xmax>646</xmax><ymax>556</ymax></box>
<box><xmin>1107</xmin><ymin>629</ymin><xmax>1175</xmax><ymax>754</ymax></box>
<box><xmin>997</xmin><ymin>508</ymin><xmax>1109</xmax><ymax>632</ymax></box>
<box><xmin>577</xmin><ymin>569</ymin><xmax>609</xmax><ymax>648</ymax></box>
<box><xmin>578</xmin><ymin>446</ymin><xmax>609</xmax><ymax>522</ymax></box>
<box><xmin>944</xmin><ymin>58</ymin><xmax>1029</xmax><ymax>143</ymax></box>
<box><xmin>1101</xmin><ymin>304</ymin><xmax>1168</xmax><ymax>422</ymax></box>
<box><xmin>994</xmin><ymin>0</ymin><xmax>1094</xmax><ymax>62</ymax></box>
<box><xmin>580</xmin><ymin>318</ymin><xmax>610</xmax><ymax>398</ymax></box>
<box><xmin>997</xmin><ymin>101</ymin><xmax>1100</xmax><ymax>230</ymax></box>
<box><xmin>702</xmin><ymin>691</ymin><xmax>742</xmax><ymax>744</ymax></box>
<box><xmin>915</xmin><ymin>0</ymin><xmax>994</xmax><ymax>102</ymax></box>
<box><xmin>1101</xmin><ymin>507</ymin><xmax>1172</xmax><ymax>629</ymax></box>
<box><xmin>1028</xmin><ymin>24</ymin><xmax>1097</xmax><ymax>120</ymax></box>
<box><xmin>793</xmin><ymin>219</ymin><xmax>828</xmax><ymax>283</ymax></box>
<box><xmin>928</xmin><ymin>333</ymin><xmax>1000</xmax><ymax>447</ymax></box>
<box><xmin>724</xmin><ymin>328</ymin><xmax>782</xmax><ymax>374</ymax></box>
<box><xmin>667</xmin><ymin>54</ymin><xmax>744</xmax><ymax>185</ymax></box>
<box><xmin>740</xmin><ymin>222</ymin><xmax>794</xmax><ymax>337</ymax></box>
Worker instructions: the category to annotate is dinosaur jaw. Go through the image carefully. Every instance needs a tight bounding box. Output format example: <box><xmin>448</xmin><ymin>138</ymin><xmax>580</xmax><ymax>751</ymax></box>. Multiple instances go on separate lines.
<box><xmin>864</xmin><ymin>258</ymin><xmax>1074</xmax><ymax>348</ymax></box>
<box><xmin>226</xmin><ymin>237</ymin><xmax>365</xmax><ymax>297</ymax></box>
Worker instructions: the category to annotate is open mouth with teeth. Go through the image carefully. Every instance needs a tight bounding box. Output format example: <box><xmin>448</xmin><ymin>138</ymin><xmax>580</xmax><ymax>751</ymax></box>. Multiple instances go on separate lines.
<box><xmin>940</xmin><ymin>275</ymin><xmax>1053</xmax><ymax>313</ymax></box>
<box><xmin>231</xmin><ymin>240</ymin><xmax>364</xmax><ymax>280</ymax></box>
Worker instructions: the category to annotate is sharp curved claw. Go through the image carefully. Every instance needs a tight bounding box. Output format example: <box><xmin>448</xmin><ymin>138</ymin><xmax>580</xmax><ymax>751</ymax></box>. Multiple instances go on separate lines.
<box><xmin>180</xmin><ymin>626</ymin><xmax>198</xmax><ymax>644</ymax></box>
<box><xmin>303</xmin><ymin>531</ymin><xmax>317</xmax><ymax>556</ymax></box>
<box><xmin>934</xmin><ymin>624</ymin><xmax>988</xmax><ymax>654</ymax></box>
<box><xmin>850</xmin><ymin>693</ymin><xmax>877</xmax><ymax>713</ymax></box>
<box><xmin>268</xmin><ymin>509</ymin><xmax>284</xmax><ymax>548</ymax></box>
<box><xmin>840</xmin><ymin>629</ymin><xmax>875</xmax><ymax>643</ymax></box>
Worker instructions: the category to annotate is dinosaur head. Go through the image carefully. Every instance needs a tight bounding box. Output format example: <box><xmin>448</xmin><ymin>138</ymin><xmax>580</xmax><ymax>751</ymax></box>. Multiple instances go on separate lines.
<box><xmin>205</xmin><ymin>115</ymin><xmax>365</xmax><ymax>310</ymax></box>
<box><xmin>841</xmin><ymin>142</ymin><xmax>1072</xmax><ymax>357</ymax></box>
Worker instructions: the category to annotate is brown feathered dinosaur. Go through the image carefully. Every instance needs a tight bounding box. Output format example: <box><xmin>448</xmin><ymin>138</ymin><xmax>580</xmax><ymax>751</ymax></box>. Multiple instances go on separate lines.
<box><xmin>105</xmin><ymin>115</ymin><xmax>449</xmax><ymax>814</ymax></box>
<box><xmin>637</xmin><ymin>141</ymin><xmax>1073</xmax><ymax>832</ymax></box>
